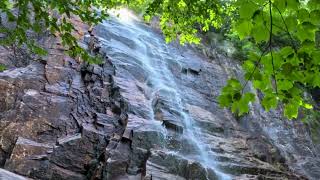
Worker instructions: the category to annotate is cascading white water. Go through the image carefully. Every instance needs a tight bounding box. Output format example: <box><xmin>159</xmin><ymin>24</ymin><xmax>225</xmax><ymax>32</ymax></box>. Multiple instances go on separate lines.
<box><xmin>104</xmin><ymin>9</ymin><xmax>231</xmax><ymax>179</ymax></box>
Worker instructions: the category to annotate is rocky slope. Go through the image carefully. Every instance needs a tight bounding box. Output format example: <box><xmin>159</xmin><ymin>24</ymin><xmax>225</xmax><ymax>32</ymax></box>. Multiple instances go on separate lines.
<box><xmin>0</xmin><ymin>11</ymin><xmax>319</xmax><ymax>180</ymax></box>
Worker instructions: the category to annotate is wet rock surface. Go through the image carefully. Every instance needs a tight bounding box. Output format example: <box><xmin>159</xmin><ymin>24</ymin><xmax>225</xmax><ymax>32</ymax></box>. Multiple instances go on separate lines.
<box><xmin>0</xmin><ymin>12</ymin><xmax>319</xmax><ymax>180</ymax></box>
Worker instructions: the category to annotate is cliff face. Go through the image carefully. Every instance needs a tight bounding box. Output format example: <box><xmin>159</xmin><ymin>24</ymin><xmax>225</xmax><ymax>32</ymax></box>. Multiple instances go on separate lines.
<box><xmin>0</xmin><ymin>12</ymin><xmax>319</xmax><ymax>180</ymax></box>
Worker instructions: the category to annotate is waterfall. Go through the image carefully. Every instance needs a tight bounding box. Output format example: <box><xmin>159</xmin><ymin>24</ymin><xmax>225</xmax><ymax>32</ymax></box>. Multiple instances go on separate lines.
<box><xmin>100</xmin><ymin>9</ymin><xmax>231</xmax><ymax>179</ymax></box>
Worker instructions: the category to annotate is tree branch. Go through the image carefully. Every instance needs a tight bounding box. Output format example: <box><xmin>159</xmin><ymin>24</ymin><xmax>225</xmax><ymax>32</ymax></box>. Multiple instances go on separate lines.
<box><xmin>241</xmin><ymin>47</ymin><xmax>269</xmax><ymax>94</ymax></box>
<box><xmin>273</xmin><ymin>4</ymin><xmax>298</xmax><ymax>53</ymax></box>
<box><xmin>269</xmin><ymin>0</ymin><xmax>278</xmax><ymax>94</ymax></box>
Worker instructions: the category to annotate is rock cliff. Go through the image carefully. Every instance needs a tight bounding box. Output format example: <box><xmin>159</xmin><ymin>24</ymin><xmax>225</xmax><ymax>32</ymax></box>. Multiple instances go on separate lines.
<box><xmin>0</xmin><ymin>12</ymin><xmax>319</xmax><ymax>180</ymax></box>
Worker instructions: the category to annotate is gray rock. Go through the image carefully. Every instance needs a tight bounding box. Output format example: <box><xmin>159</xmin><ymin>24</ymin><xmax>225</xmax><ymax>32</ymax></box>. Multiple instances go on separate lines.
<box><xmin>4</xmin><ymin>137</ymin><xmax>53</xmax><ymax>179</ymax></box>
<box><xmin>0</xmin><ymin>168</ymin><xmax>28</xmax><ymax>180</ymax></box>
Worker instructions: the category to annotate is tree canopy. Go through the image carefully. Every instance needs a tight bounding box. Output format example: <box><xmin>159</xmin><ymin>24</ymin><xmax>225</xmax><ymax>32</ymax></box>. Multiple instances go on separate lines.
<box><xmin>0</xmin><ymin>0</ymin><xmax>125</xmax><ymax>63</ymax></box>
<box><xmin>1</xmin><ymin>0</ymin><xmax>320</xmax><ymax>120</ymax></box>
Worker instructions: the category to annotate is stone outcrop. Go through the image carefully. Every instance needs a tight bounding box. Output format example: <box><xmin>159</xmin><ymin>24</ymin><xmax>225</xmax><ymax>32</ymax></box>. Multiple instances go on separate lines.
<box><xmin>0</xmin><ymin>18</ymin><xmax>127</xmax><ymax>179</ymax></box>
<box><xmin>0</xmin><ymin>12</ymin><xmax>319</xmax><ymax>180</ymax></box>
<box><xmin>0</xmin><ymin>168</ymin><xmax>28</xmax><ymax>180</ymax></box>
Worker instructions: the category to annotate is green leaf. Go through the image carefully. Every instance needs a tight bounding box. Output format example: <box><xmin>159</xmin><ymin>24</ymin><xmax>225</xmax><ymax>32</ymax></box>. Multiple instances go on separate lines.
<box><xmin>253</xmin><ymin>79</ymin><xmax>267</xmax><ymax>90</ymax></box>
<box><xmin>238</xmin><ymin>92</ymin><xmax>255</xmax><ymax>115</ymax></box>
<box><xmin>280</xmin><ymin>46</ymin><xmax>294</xmax><ymax>58</ymax></box>
<box><xmin>144</xmin><ymin>14</ymin><xmax>151</xmax><ymax>22</ymax></box>
<box><xmin>288</xmin><ymin>87</ymin><xmax>302</xmax><ymax>96</ymax></box>
<box><xmin>310</xmin><ymin>10</ymin><xmax>320</xmax><ymax>25</ymax></box>
<box><xmin>299</xmin><ymin>41</ymin><xmax>316</xmax><ymax>55</ymax></box>
<box><xmin>238</xmin><ymin>102</ymin><xmax>249</xmax><ymax>115</ymax></box>
<box><xmin>228</xmin><ymin>78</ymin><xmax>242</xmax><ymax>91</ymax></box>
<box><xmin>261</xmin><ymin>54</ymin><xmax>273</xmax><ymax>75</ymax></box>
<box><xmin>262</xmin><ymin>94</ymin><xmax>278</xmax><ymax>111</ymax></box>
<box><xmin>284</xmin><ymin>102</ymin><xmax>299</xmax><ymax>119</ymax></box>
<box><xmin>0</xmin><ymin>64</ymin><xmax>7</xmax><ymax>72</ymax></box>
<box><xmin>3</xmin><ymin>1</ymin><xmax>13</xmax><ymax>9</ymax></box>
<box><xmin>287</xmin><ymin>54</ymin><xmax>301</xmax><ymax>66</ymax></box>
<box><xmin>274</xmin><ymin>0</ymin><xmax>286</xmax><ymax>12</ymax></box>
<box><xmin>278</xmin><ymin>79</ymin><xmax>293</xmax><ymax>91</ymax></box>
<box><xmin>242</xmin><ymin>60</ymin><xmax>255</xmax><ymax>72</ymax></box>
<box><xmin>290</xmin><ymin>70</ymin><xmax>304</xmax><ymax>81</ymax></box>
<box><xmin>303</xmin><ymin>103</ymin><xmax>313</xmax><ymax>110</ymax></box>
<box><xmin>251</xmin><ymin>24</ymin><xmax>269</xmax><ymax>43</ymax></box>
<box><xmin>298</xmin><ymin>8</ymin><xmax>310</xmax><ymax>22</ymax></box>
<box><xmin>308</xmin><ymin>0</ymin><xmax>320</xmax><ymax>11</ymax></box>
<box><xmin>231</xmin><ymin>101</ymin><xmax>239</xmax><ymax>114</ymax></box>
<box><xmin>271</xmin><ymin>52</ymin><xmax>283</xmax><ymax>69</ymax></box>
<box><xmin>243</xmin><ymin>92</ymin><xmax>255</xmax><ymax>102</ymax></box>
<box><xmin>218</xmin><ymin>94</ymin><xmax>232</xmax><ymax>107</ymax></box>
<box><xmin>252</xmin><ymin>71</ymin><xmax>263</xmax><ymax>81</ymax></box>
<box><xmin>312</xmin><ymin>72</ymin><xmax>320</xmax><ymax>88</ymax></box>
<box><xmin>296</xmin><ymin>24</ymin><xmax>316</xmax><ymax>42</ymax></box>
<box><xmin>287</xmin><ymin>0</ymin><xmax>299</xmax><ymax>10</ymax></box>
<box><xmin>253</xmin><ymin>0</ymin><xmax>267</xmax><ymax>3</ymax></box>
<box><xmin>281</xmin><ymin>63</ymin><xmax>293</xmax><ymax>76</ymax></box>
<box><xmin>302</xmin><ymin>21</ymin><xmax>317</xmax><ymax>30</ymax></box>
<box><xmin>311</xmin><ymin>51</ymin><xmax>320</xmax><ymax>65</ymax></box>
<box><xmin>285</xmin><ymin>16</ymin><xmax>297</xmax><ymax>32</ymax></box>
<box><xmin>235</xmin><ymin>20</ymin><xmax>253</xmax><ymax>40</ymax></box>
<box><xmin>252</xmin><ymin>0</ymin><xmax>266</xmax><ymax>3</ymax></box>
<box><xmin>239</xmin><ymin>2</ymin><xmax>259</xmax><ymax>19</ymax></box>
<box><xmin>247</xmin><ymin>52</ymin><xmax>260</xmax><ymax>62</ymax></box>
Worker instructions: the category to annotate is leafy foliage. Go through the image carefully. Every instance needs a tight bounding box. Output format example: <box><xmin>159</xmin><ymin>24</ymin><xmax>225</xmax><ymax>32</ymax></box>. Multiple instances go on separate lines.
<box><xmin>0</xmin><ymin>64</ymin><xmax>6</xmax><ymax>72</ymax></box>
<box><xmin>140</xmin><ymin>0</ymin><xmax>320</xmax><ymax>120</ymax></box>
<box><xmin>219</xmin><ymin>79</ymin><xmax>255</xmax><ymax>116</ymax></box>
<box><xmin>227</xmin><ymin>0</ymin><xmax>319</xmax><ymax>119</ymax></box>
<box><xmin>143</xmin><ymin>0</ymin><xmax>223</xmax><ymax>44</ymax></box>
<box><xmin>0</xmin><ymin>0</ymin><xmax>126</xmax><ymax>63</ymax></box>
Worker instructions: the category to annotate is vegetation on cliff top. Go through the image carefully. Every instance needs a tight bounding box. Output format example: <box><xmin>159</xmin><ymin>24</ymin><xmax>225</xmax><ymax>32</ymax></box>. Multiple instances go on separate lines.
<box><xmin>1</xmin><ymin>0</ymin><xmax>320</xmax><ymax>122</ymax></box>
